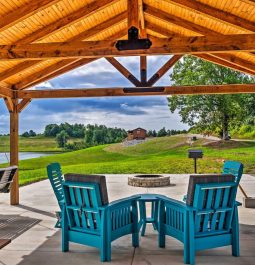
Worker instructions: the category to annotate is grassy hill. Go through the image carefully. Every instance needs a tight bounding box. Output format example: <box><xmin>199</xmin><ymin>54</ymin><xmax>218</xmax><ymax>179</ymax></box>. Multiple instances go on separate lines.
<box><xmin>0</xmin><ymin>135</ymin><xmax>255</xmax><ymax>186</ymax></box>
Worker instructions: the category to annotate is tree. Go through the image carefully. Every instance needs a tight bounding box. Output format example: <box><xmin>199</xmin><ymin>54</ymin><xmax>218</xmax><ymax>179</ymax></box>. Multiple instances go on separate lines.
<box><xmin>168</xmin><ymin>56</ymin><xmax>255</xmax><ymax>140</ymax></box>
<box><xmin>157</xmin><ymin>127</ymin><xmax>167</xmax><ymax>137</ymax></box>
<box><xmin>56</xmin><ymin>130</ymin><xmax>69</xmax><ymax>148</ymax></box>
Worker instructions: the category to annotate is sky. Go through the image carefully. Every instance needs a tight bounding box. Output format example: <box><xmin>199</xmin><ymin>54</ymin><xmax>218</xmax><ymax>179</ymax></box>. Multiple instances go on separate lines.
<box><xmin>0</xmin><ymin>56</ymin><xmax>188</xmax><ymax>134</ymax></box>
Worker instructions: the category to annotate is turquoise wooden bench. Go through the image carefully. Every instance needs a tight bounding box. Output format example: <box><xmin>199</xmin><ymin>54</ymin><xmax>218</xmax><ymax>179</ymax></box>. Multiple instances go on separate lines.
<box><xmin>158</xmin><ymin>174</ymin><xmax>240</xmax><ymax>265</ymax></box>
<box><xmin>47</xmin><ymin>163</ymin><xmax>65</xmax><ymax>228</ymax></box>
<box><xmin>62</xmin><ymin>173</ymin><xmax>140</xmax><ymax>262</ymax></box>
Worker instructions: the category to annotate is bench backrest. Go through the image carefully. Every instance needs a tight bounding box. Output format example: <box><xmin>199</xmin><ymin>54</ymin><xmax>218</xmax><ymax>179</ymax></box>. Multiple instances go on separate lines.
<box><xmin>0</xmin><ymin>166</ymin><xmax>18</xmax><ymax>193</ymax></box>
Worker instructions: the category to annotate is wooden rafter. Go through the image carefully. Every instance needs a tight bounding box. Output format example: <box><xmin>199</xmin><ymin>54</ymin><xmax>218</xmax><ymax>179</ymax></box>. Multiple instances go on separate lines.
<box><xmin>147</xmin><ymin>22</ymin><xmax>255</xmax><ymax>76</ymax></box>
<box><xmin>105</xmin><ymin>57</ymin><xmax>142</xmax><ymax>86</ymax></box>
<box><xmin>147</xmin><ymin>55</ymin><xmax>183</xmax><ymax>86</ymax></box>
<box><xmin>16</xmin><ymin>0</ymin><xmax>119</xmax><ymax>44</ymax></box>
<box><xmin>17</xmin><ymin>99</ymin><xmax>32</xmax><ymax>113</ymax></box>
<box><xmin>20</xmin><ymin>58</ymin><xmax>97</xmax><ymax>90</ymax></box>
<box><xmin>0</xmin><ymin>0</ymin><xmax>61</xmax><ymax>33</ymax></box>
<box><xmin>166</xmin><ymin>0</ymin><xmax>255</xmax><ymax>32</ymax></box>
<box><xmin>196</xmin><ymin>54</ymin><xmax>255</xmax><ymax>76</ymax></box>
<box><xmin>17</xmin><ymin>84</ymin><xmax>255</xmax><ymax>99</ymax></box>
<box><xmin>3</xmin><ymin>34</ymin><xmax>255</xmax><ymax>61</ymax></box>
<box><xmin>128</xmin><ymin>0</ymin><xmax>139</xmax><ymax>29</ymax></box>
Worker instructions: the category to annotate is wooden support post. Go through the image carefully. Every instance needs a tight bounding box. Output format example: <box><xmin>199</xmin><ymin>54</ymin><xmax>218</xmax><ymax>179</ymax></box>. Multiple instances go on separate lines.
<box><xmin>140</xmin><ymin>56</ymin><xmax>147</xmax><ymax>85</ymax></box>
<box><xmin>9</xmin><ymin>99</ymin><xmax>19</xmax><ymax>205</ymax></box>
<box><xmin>128</xmin><ymin>0</ymin><xmax>139</xmax><ymax>29</ymax></box>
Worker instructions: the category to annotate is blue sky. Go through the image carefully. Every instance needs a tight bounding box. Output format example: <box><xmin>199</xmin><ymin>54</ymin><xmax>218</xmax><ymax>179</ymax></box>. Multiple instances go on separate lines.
<box><xmin>0</xmin><ymin>56</ymin><xmax>188</xmax><ymax>134</ymax></box>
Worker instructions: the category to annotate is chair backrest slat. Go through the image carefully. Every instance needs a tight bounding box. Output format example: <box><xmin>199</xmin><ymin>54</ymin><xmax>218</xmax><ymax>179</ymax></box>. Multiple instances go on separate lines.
<box><xmin>192</xmin><ymin>182</ymin><xmax>237</xmax><ymax>237</ymax></box>
<box><xmin>47</xmin><ymin>163</ymin><xmax>64</xmax><ymax>205</ymax></box>
<box><xmin>63</xmin><ymin>182</ymin><xmax>102</xmax><ymax>233</ymax></box>
<box><xmin>222</xmin><ymin>160</ymin><xmax>243</xmax><ymax>184</ymax></box>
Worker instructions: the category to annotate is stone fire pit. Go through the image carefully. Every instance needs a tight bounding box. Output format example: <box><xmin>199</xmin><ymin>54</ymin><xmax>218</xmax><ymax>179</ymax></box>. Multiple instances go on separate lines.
<box><xmin>128</xmin><ymin>174</ymin><xmax>170</xmax><ymax>187</ymax></box>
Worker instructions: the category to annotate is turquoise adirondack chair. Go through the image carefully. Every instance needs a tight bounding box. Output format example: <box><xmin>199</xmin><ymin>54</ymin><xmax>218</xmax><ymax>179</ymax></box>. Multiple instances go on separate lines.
<box><xmin>62</xmin><ymin>174</ymin><xmax>140</xmax><ymax>262</ymax></box>
<box><xmin>222</xmin><ymin>160</ymin><xmax>244</xmax><ymax>184</ymax></box>
<box><xmin>183</xmin><ymin>160</ymin><xmax>243</xmax><ymax>202</ymax></box>
<box><xmin>158</xmin><ymin>174</ymin><xmax>240</xmax><ymax>265</ymax></box>
<box><xmin>47</xmin><ymin>163</ymin><xmax>65</xmax><ymax>228</ymax></box>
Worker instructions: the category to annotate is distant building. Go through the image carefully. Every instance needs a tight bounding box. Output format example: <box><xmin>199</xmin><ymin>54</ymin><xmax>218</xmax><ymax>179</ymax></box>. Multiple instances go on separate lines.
<box><xmin>127</xmin><ymin>128</ymin><xmax>147</xmax><ymax>141</ymax></box>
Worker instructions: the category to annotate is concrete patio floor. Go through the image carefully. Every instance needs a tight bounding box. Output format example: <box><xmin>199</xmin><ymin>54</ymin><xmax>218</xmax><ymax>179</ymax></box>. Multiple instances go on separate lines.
<box><xmin>0</xmin><ymin>174</ymin><xmax>254</xmax><ymax>265</ymax></box>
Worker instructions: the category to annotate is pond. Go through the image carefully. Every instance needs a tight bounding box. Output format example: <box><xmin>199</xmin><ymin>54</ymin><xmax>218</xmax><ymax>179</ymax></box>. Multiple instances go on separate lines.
<box><xmin>0</xmin><ymin>152</ymin><xmax>53</xmax><ymax>164</ymax></box>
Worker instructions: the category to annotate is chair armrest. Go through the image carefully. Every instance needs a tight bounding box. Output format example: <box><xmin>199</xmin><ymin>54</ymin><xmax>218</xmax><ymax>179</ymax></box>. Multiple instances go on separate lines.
<box><xmin>235</xmin><ymin>201</ymin><xmax>242</xmax><ymax>207</ymax></box>
<box><xmin>99</xmin><ymin>195</ymin><xmax>141</xmax><ymax>210</ymax></box>
<box><xmin>156</xmin><ymin>195</ymin><xmax>196</xmax><ymax>212</ymax></box>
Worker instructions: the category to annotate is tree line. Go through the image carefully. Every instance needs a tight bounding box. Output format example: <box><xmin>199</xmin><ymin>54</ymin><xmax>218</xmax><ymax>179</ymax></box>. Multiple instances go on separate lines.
<box><xmin>147</xmin><ymin>128</ymin><xmax>187</xmax><ymax>137</ymax></box>
<box><xmin>168</xmin><ymin>55</ymin><xmax>255</xmax><ymax>140</ymax></box>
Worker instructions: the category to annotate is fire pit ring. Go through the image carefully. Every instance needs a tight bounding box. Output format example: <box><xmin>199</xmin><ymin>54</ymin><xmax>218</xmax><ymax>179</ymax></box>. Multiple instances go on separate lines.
<box><xmin>128</xmin><ymin>174</ymin><xmax>170</xmax><ymax>187</ymax></box>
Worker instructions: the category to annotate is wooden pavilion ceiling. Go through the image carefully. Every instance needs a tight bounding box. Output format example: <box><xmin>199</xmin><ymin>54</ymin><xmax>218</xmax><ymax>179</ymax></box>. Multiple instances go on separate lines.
<box><xmin>0</xmin><ymin>0</ymin><xmax>255</xmax><ymax>96</ymax></box>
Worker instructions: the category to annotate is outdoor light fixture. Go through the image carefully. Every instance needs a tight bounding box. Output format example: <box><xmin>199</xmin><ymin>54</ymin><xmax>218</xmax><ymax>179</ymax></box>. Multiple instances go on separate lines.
<box><xmin>115</xmin><ymin>26</ymin><xmax>152</xmax><ymax>51</ymax></box>
<box><xmin>123</xmin><ymin>87</ymin><xmax>165</xmax><ymax>93</ymax></box>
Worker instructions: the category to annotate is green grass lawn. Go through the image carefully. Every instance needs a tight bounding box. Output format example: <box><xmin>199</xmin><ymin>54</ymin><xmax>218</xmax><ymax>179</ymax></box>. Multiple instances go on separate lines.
<box><xmin>0</xmin><ymin>135</ymin><xmax>254</xmax><ymax>186</ymax></box>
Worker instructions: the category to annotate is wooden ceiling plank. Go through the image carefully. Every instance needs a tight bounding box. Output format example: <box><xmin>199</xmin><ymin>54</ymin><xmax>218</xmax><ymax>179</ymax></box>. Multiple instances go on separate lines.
<box><xmin>17</xmin><ymin>0</ymin><xmax>119</xmax><ymax>44</ymax></box>
<box><xmin>147</xmin><ymin>55</ymin><xmax>182</xmax><ymax>86</ymax></box>
<box><xmin>128</xmin><ymin>0</ymin><xmax>139</xmax><ymax>29</ymax></box>
<box><xmin>0</xmin><ymin>0</ymin><xmax>61</xmax><ymax>33</ymax></box>
<box><xmin>144</xmin><ymin>4</ymin><xmax>218</xmax><ymax>36</ymax></box>
<box><xmin>146</xmin><ymin>21</ymin><xmax>183</xmax><ymax>37</ymax></box>
<box><xmin>3</xmin><ymin>34</ymin><xmax>255</xmax><ymax>60</ymax></box>
<box><xmin>166</xmin><ymin>0</ymin><xmax>255</xmax><ymax>32</ymax></box>
<box><xmin>106</xmin><ymin>57</ymin><xmax>142</xmax><ymax>86</ymax></box>
<box><xmin>17</xmin><ymin>84</ymin><xmax>255</xmax><ymax>99</ymax></box>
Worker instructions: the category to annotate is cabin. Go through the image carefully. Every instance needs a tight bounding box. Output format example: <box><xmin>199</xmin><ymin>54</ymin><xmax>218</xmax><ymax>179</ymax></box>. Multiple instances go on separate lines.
<box><xmin>127</xmin><ymin>128</ymin><xmax>147</xmax><ymax>140</ymax></box>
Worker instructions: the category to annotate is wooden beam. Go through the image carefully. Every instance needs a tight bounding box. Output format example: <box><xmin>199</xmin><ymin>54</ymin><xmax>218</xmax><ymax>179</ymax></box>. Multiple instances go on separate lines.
<box><xmin>17</xmin><ymin>0</ymin><xmax>119</xmax><ymax>44</ymax></box>
<box><xmin>0</xmin><ymin>13</ymin><xmax>126</xmax><ymax>84</ymax></box>
<box><xmin>147</xmin><ymin>55</ymin><xmax>182</xmax><ymax>86</ymax></box>
<box><xmin>17</xmin><ymin>31</ymin><xmax>126</xmax><ymax>90</ymax></box>
<box><xmin>0</xmin><ymin>0</ymin><xmax>61</xmax><ymax>32</ymax></box>
<box><xmin>4</xmin><ymin>97</ymin><xmax>14</xmax><ymax>112</ymax></box>
<box><xmin>144</xmin><ymin>4</ymin><xmax>218</xmax><ymax>36</ymax></box>
<box><xmin>17</xmin><ymin>99</ymin><xmax>32</xmax><ymax>113</ymax></box>
<box><xmin>3</xmin><ymin>34</ymin><xmax>255</xmax><ymax>60</ymax></box>
<box><xmin>105</xmin><ymin>57</ymin><xmax>142</xmax><ymax>86</ymax></box>
<box><xmin>138</xmin><ymin>0</ymin><xmax>145</xmax><ymax>31</ymax></box>
<box><xmin>165</xmin><ymin>0</ymin><xmax>255</xmax><ymax>32</ymax></box>
<box><xmin>17</xmin><ymin>84</ymin><xmax>255</xmax><ymax>99</ymax></box>
<box><xmin>128</xmin><ymin>0</ymin><xmax>139</xmax><ymax>29</ymax></box>
<box><xmin>196</xmin><ymin>54</ymin><xmax>255</xmax><ymax>76</ymax></box>
<box><xmin>10</xmin><ymin>99</ymin><xmax>19</xmax><ymax>205</ymax></box>
<box><xmin>0</xmin><ymin>86</ymin><xmax>13</xmax><ymax>98</ymax></box>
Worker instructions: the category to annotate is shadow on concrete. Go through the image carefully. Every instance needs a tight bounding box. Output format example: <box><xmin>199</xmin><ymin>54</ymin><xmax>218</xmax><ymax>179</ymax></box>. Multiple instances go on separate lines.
<box><xmin>17</xmin><ymin>204</ymin><xmax>56</xmax><ymax>218</ymax></box>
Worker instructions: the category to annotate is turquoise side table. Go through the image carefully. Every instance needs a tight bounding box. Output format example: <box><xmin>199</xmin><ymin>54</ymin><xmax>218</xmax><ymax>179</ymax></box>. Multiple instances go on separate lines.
<box><xmin>138</xmin><ymin>194</ymin><xmax>160</xmax><ymax>236</ymax></box>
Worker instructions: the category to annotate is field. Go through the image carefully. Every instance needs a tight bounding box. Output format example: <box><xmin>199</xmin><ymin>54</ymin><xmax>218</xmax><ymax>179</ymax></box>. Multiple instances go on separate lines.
<box><xmin>0</xmin><ymin>135</ymin><xmax>254</xmax><ymax>186</ymax></box>
<box><xmin>0</xmin><ymin>135</ymin><xmax>83</xmax><ymax>152</ymax></box>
